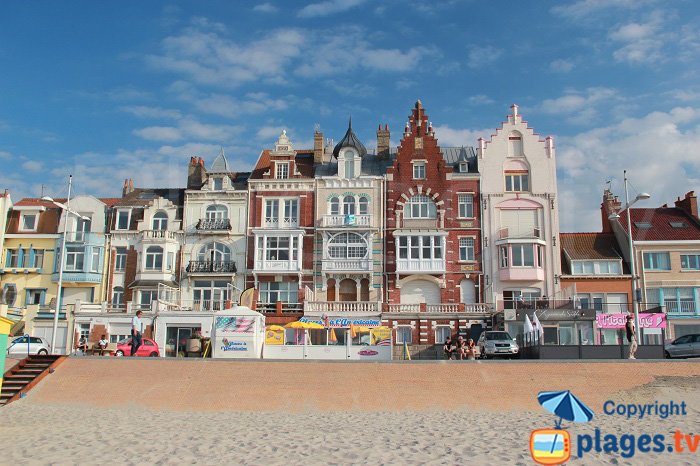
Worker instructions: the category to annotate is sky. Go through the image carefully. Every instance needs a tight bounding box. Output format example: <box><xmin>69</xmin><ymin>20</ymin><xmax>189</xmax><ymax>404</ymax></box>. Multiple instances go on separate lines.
<box><xmin>1</xmin><ymin>0</ymin><xmax>700</xmax><ymax>231</ymax></box>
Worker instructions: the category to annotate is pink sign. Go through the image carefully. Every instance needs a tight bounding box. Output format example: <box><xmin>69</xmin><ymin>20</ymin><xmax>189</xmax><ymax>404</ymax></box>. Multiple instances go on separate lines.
<box><xmin>596</xmin><ymin>313</ymin><xmax>667</xmax><ymax>329</ymax></box>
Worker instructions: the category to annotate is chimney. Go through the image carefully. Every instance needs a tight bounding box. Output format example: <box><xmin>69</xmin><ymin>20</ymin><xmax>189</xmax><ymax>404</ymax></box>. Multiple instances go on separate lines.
<box><xmin>377</xmin><ymin>124</ymin><xmax>390</xmax><ymax>159</ymax></box>
<box><xmin>601</xmin><ymin>189</ymin><xmax>621</xmax><ymax>233</ymax></box>
<box><xmin>122</xmin><ymin>179</ymin><xmax>129</xmax><ymax>197</ymax></box>
<box><xmin>313</xmin><ymin>128</ymin><xmax>324</xmax><ymax>165</ymax></box>
<box><xmin>675</xmin><ymin>191</ymin><xmax>698</xmax><ymax>220</ymax></box>
<box><xmin>187</xmin><ymin>156</ymin><xmax>207</xmax><ymax>189</ymax></box>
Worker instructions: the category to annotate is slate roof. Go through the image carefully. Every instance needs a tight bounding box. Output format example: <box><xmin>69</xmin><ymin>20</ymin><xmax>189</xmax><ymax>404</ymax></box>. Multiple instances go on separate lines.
<box><xmin>210</xmin><ymin>149</ymin><xmax>231</xmax><ymax>172</ymax></box>
<box><xmin>332</xmin><ymin>119</ymin><xmax>367</xmax><ymax>158</ymax></box>
<box><xmin>619</xmin><ymin>207</ymin><xmax>700</xmax><ymax>241</ymax></box>
<box><xmin>249</xmin><ymin>150</ymin><xmax>316</xmax><ymax>180</ymax></box>
<box><xmin>315</xmin><ymin>153</ymin><xmax>394</xmax><ymax>177</ymax></box>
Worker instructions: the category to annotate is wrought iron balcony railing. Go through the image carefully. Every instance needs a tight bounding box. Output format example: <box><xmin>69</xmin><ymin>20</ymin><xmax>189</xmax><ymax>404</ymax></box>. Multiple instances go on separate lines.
<box><xmin>186</xmin><ymin>260</ymin><xmax>237</xmax><ymax>274</ymax></box>
<box><xmin>196</xmin><ymin>218</ymin><xmax>232</xmax><ymax>231</ymax></box>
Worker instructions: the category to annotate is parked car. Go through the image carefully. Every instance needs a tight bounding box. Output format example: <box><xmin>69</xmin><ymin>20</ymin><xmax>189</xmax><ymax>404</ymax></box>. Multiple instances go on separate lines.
<box><xmin>115</xmin><ymin>338</ymin><xmax>160</xmax><ymax>357</ymax></box>
<box><xmin>6</xmin><ymin>335</ymin><xmax>51</xmax><ymax>356</ymax></box>
<box><xmin>664</xmin><ymin>334</ymin><xmax>700</xmax><ymax>358</ymax></box>
<box><xmin>478</xmin><ymin>331</ymin><xmax>519</xmax><ymax>359</ymax></box>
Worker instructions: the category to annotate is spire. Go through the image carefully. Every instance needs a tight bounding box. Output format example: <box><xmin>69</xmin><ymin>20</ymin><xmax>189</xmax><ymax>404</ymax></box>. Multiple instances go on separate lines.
<box><xmin>210</xmin><ymin>146</ymin><xmax>231</xmax><ymax>172</ymax></box>
<box><xmin>333</xmin><ymin>118</ymin><xmax>367</xmax><ymax>159</ymax></box>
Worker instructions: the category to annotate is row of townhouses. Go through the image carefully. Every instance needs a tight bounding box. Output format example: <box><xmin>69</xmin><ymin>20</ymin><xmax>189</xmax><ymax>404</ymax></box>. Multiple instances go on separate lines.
<box><xmin>1</xmin><ymin>102</ymin><xmax>699</xmax><ymax>356</ymax></box>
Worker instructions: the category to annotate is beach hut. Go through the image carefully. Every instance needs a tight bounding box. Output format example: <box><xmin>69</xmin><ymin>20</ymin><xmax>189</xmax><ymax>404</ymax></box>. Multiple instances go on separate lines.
<box><xmin>211</xmin><ymin>306</ymin><xmax>265</xmax><ymax>359</ymax></box>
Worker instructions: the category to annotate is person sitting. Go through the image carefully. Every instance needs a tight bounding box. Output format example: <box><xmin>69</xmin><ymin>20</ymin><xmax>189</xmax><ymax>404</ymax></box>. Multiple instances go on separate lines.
<box><xmin>466</xmin><ymin>338</ymin><xmax>476</xmax><ymax>360</ymax></box>
<box><xmin>443</xmin><ymin>336</ymin><xmax>454</xmax><ymax>360</ymax></box>
<box><xmin>456</xmin><ymin>336</ymin><xmax>467</xmax><ymax>360</ymax></box>
<box><xmin>97</xmin><ymin>334</ymin><xmax>109</xmax><ymax>355</ymax></box>
<box><xmin>78</xmin><ymin>336</ymin><xmax>88</xmax><ymax>355</ymax></box>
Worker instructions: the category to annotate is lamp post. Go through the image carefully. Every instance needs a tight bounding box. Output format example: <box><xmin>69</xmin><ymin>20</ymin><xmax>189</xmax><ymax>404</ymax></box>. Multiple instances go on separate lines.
<box><xmin>42</xmin><ymin>176</ymin><xmax>89</xmax><ymax>355</ymax></box>
<box><xmin>608</xmin><ymin>170</ymin><xmax>650</xmax><ymax>345</ymax></box>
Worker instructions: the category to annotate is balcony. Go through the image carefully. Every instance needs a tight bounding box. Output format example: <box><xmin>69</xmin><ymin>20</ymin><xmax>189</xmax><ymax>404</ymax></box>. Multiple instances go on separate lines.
<box><xmin>396</xmin><ymin>258</ymin><xmax>446</xmax><ymax>274</ymax></box>
<box><xmin>141</xmin><ymin>230</ymin><xmax>180</xmax><ymax>241</ymax></box>
<box><xmin>498</xmin><ymin>227</ymin><xmax>541</xmax><ymax>240</ymax></box>
<box><xmin>321</xmin><ymin>214</ymin><xmax>372</xmax><ymax>228</ymax></box>
<box><xmin>304</xmin><ymin>301</ymin><xmax>380</xmax><ymax>313</ymax></box>
<box><xmin>186</xmin><ymin>260</ymin><xmax>237</xmax><ymax>274</ymax></box>
<box><xmin>322</xmin><ymin>258</ymin><xmax>372</xmax><ymax>272</ymax></box>
<box><xmin>256</xmin><ymin>302</ymin><xmax>303</xmax><ymax>314</ymax></box>
<box><xmin>195</xmin><ymin>218</ymin><xmax>231</xmax><ymax>232</ymax></box>
<box><xmin>662</xmin><ymin>301</ymin><xmax>697</xmax><ymax>315</ymax></box>
<box><xmin>386</xmin><ymin>303</ymin><xmax>491</xmax><ymax>314</ymax></box>
<box><xmin>495</xmin><ymin>298</ymin><xmax>662</xmax><ymax>313</ymax></box>
<box><xmin>254</xmin><ymin>259</ymin><xmax>301</xmax><ymax>273</ymax></box>
<box><xmin>263</xmin><ymin>217</ymin><xmax>298</xmax><ymax>229</ymax></box>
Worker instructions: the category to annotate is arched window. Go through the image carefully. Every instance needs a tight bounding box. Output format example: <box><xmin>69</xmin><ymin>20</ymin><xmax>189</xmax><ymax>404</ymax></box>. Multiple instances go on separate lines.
<box><xmin>359</xmin><ymin>196</ymin><xmax>369</xmax><ymax>215</ymax></box>
<box><xmin>198</xmin><ymin>242</ymin><xmax>232</xmax><ymax>262</ymax></box>
<box><xmin>145</xmin><ymin>246</ymin><xmax>163</xmax><ymax>270</ymax></box>
<box><xmin>205</xmin><ymin>205</ymin><xmax>227</xmax><ymax>220</ymax></box>
<box><xmin>343</xmin><ymin>195</ymin><xmax>356</xmax><ymax>215</ymax></box>
<box><xmin>344</xmin><ymin>150</ymin><xmax>355</xmax><ymax>178</ymax></box>
<box><xmin>112</xmin><ymin>286</ymin><xmax>124</xmax><ymax>307</ymax></box>
<box><xmin>152</xmin><ymin>211</ymin><xmax>168</xmax><ymax>231</ymax></box>
<box><xmin>330</xmin><ymin>197</ymin><xmax>340</xmax><ymax>215</ymax></box>
<box><xmin>328</xmin><ymin>233</ymin><xmax>367</xmax><ymax>259</ymax></box>
<box><xmin>405</xmin><ymin>195</ymin><xmax>437</xmax><ymax>219</ymax></box>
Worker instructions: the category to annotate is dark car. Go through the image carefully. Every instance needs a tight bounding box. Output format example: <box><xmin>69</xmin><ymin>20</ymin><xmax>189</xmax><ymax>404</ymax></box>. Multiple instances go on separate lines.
<box><xmin>664</xmin><ymin>334</ymin><xmax>700</xmax><ymax>358</ymax></box>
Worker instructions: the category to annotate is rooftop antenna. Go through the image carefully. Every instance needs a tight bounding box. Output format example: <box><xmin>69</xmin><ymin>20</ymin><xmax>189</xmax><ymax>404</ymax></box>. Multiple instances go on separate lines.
<box><xmin>40</xmin><ymin>184</ymin><xmax>45</xmax><ymax>198</ymax></box>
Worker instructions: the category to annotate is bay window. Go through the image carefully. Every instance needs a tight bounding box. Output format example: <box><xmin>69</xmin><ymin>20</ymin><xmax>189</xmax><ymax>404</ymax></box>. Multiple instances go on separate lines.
<box><xmin>328</xmin><ymin>233</ymin><xmax>367</xmax><ymax>259</ymax></box>
<box><xmin>499</xmin><ymin>244</ymin><xmax>543</xmax><ymax>268</ymax></box>
<box><xmin>398</xmin><ymin>236</ymin><xmax>442</xmax><ymax>260</ymax></box>
<box><xmin>145</xmin><ymin>246</ymin><xmax>163</xmax><ymax>270</ymax></box>
<box><xmin>65</xmin><ymin>246</ymin><xmax>85</xmax><ymax>271</ymax></box>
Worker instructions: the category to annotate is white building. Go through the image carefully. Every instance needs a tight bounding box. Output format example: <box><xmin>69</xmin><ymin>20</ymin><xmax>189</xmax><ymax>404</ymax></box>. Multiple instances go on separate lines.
<box><xmin>478</xmin><ymin>105</ymin><xmax>561</xmax><ymax>317</ymax></box>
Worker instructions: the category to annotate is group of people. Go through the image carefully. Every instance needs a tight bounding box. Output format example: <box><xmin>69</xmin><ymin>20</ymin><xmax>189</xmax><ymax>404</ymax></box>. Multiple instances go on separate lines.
<box><xmin>77</xmin><ymin>334</ymin><xmax>108</xmax><ymax>355</ymax></box>
<box><xmin>443</xmin><ymin>335</ymin><xmax>477</xmax><ymax>360</ymax></box>
<box><xmin>75</xmin><ymin>310</ymin><xmax>145</xmax><ymax>357</ymax></box>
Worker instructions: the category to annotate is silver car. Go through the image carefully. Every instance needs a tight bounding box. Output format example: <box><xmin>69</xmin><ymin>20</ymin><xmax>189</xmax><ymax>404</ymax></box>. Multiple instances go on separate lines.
<box><xmin>6</xmin><ymin>335</ymin><xmax>51</xmax><ymax>356</ymax></box>
<box><xmin>478</xmin><ymin>331</ymin><xmax>519</xmax><ymax>359</ymax></box>
<box><xmin>664</xmin><ymin>334</ymin><xmax>700</xmax><ymax>358</ymax></box>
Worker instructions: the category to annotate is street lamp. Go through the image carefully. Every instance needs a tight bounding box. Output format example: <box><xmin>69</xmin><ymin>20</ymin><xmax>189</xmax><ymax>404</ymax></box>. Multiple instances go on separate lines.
<box><xmin>42</xmin><ymin>176</ymin><xmax>89</xmax><ymax>355</ymax></box>
<box><xmin>608</xmin><ymin>170</ymin><xmax>650</xmax><ymax>345</ymax></box>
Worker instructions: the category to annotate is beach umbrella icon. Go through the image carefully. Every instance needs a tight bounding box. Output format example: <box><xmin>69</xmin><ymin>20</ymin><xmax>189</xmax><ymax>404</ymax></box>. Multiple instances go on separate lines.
<box><xmin>537</xmin><ymin>390</ymin><xmax>594</xmax><ymax>428</ymax></box>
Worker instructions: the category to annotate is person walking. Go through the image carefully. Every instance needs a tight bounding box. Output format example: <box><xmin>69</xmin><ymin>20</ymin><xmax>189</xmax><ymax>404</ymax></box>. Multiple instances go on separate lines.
<box><xmin>131</xmin><ymin>310</ymin><xmax>144</xmax><ymax>356</ymax></box>
<box><xmin>625</xmin><ymin>314</ymin><xmax>637</xmax><ymax>359</ymax></box>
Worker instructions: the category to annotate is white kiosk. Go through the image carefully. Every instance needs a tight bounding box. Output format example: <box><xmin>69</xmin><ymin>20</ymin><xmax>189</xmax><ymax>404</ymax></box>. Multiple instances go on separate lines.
<box><xmin>211</xmin><ymin>306</ymin><xmax>265</xmax><ymax>359</ymax></box>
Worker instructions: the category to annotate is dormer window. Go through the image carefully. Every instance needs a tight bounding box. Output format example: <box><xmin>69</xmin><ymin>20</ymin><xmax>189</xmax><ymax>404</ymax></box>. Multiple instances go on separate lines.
<box><xmin>459</xmin><ymin>162</ymin><xmax>468</xmax><ymax>173</ymax></box>
<box><xmin>344</xmin><ymin>150</ymin><xmax>356</xmax><ymax>178</ymax></box>
<box><xmin>276</xmin><ymin>162</ymin><xmax>289</xmax><ymax>179</ymax></box>
<box><xmin>20</xmin><ymin>213</ymin><xmax>38</xmax><ymax>231</ymax></box>
<box><xmin>116</xmin><ymin>210</ymin><xmax>131</xmax><ymax>230</ymax></box>
<box><xmin>213</xmin><ymin>177</ymin><xmax>224</xmax><ymax>190</ymax></box>
<box><xmin>152</xmin><ymin>211</ymin><xmax>168</xmax><ymax>231</ymax></box>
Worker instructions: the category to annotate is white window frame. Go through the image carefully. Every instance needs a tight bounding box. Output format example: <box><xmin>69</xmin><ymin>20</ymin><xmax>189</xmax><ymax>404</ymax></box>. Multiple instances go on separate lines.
<box><xmin>459</xmin><ymin>237</ymin><xmax>475</xmax><ymax>262</ymax></box>
<box><xmin>329</xmin><ymin>197</ymin><xmax>340</xmax><ymax>215</ymax></box>
<box><xmin>396</xmin><ymin>326</ymin><xmax>413</xmax><ymax>344</ymax></box>
<box><xmin>680</xmin><ymin>253</ymin><xmax>700</xmax><ymax>271</ymax></box>
<box><xmin>435</xmin><ymin>326</ymin><xmax>452</xmax><ymax>344</ymax></box>
<box><xmin>258</xmin><ymin>281</ymin><xmax>298</xmax><ymax>304</ymax></box>
<box><xmin>112</xmin><ymin>287</ymin><xmax>124</xmax><ymax>307</ymax></box>
<box><xmin>499</xmin><ymin>246</ymin><xmax>509</xmax><ymax>268</ymax></box>
<box><xmin>510</xmin><ymin>244</ymin><xmax>535</xmax><ymax>267</ymax></box>
<box><xmin>505</xmin><ymin>173</ymin><xmax>529</xmax><ymax>192</ymax></box>
<box><xmin>327</xmin><ymin>233</ymin><xmax>368</xmax><ymax>259</ymax></box>
<box><xmin>404</xmin><ymin>195</ymin><xmax>437</xmax><ymax>219</ymax></box>
<box><xmin>116</xmin><ymin>209</ymin><xmax>131</xmax><ymax>230</ymax></box>
<box><xmin>64</xmin><ymin>246</ymin><xmax>85</xmax><ymax>271</ymax></box>
<box><xmin>459</xmin><ymin>162</ymin><xmax>468</xmax><ymax>173</ymax></box>
<box><xmin>139</xmin><ymin>290</ymin><xmax>157</xmax><ymax>306</ymax></box>
<box><xmin>213</xmin><ymin>177</ymin><xmax>224</xmax><ymax>190</ymax></box>
<box><xmin>457</xmin><ymin>193</ymin><xmax>474</xmax><ymax>218</ymax></box>
<box><xmin>20</xmin><ymin>213</ymin><xmax>38</xmax><ymax>232</ymax></box>
<box><xmin>258</xmin><ymin>236</ymin><xmax>299</xmax><ymax>262</ymax></box>
<box><xmin>412</xmin><ymin>161</ymin><xmax>426</xmax><ymax>180</ymax></box>
<box><xmin>31</xmin><ymin>249</ymin><xmax>44</xmax><ymax>268</ymax></box>
<box><xmin>145</xmin><ymin>246</ymin><xmax>164</xmax><ymax>271</ymax></box>
<box><xmin>90</xmin><ymin>248</ymin><xmax>100</xmax><ymax>273</ymax></box>
<box><xmin>205</xmin><ymin>204</ymin><xmax>228</xmax><ymax>220</ymax></box>
<box><xmin>358</xmin><ymin>196</ymin><xmax>369</xmax><ymax>215</ymax></box>
<box><xmin>397</xmin><ymin>236</ymin><xmax>443</xmax><ymax>260</ymax></box>
<box><xmin>343</xmin><ymin>195</ymin><xmax>356</xmax><ymax>215</ymax></box>
<box><xmin>114</xmin><ymin>247</ymin><xmax>127</xmax><ymax>271</ymax></box>
<box><xmin>572</xmin><ymin>260</ymin><xmax>622</xmax><ymax>275</ymax></box>
<box><xmin>152</xmin><ymin>211</ymin><xmax>168</xmax><ymax>231</ymax></box>
<box><xmin>275</xmin><ymin>162</ymin><xmax>290</xmax><ymax>179</ymax></box>
<box><xmin>264</xmin><ymin>198</ymin><xmax>298</xmax><ymax>227</ymax></box>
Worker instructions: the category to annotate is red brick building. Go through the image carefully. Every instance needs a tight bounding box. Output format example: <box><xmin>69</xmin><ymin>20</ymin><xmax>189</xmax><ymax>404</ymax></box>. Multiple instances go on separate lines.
<box><xmin>383</xmin><ymin>101</ymin><xmax>488</xmax><ymax>346</ymax></box>
<box><xmin>246</xmin><ymin>130</ymin><xmax>315</xmax><ymax>324</ymax></box>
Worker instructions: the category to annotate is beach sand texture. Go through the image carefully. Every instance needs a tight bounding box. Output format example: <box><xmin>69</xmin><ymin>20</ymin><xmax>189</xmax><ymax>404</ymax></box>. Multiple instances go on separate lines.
<box><xmin>1</xmin><ymin>359</ymin><xmax>698</xmax><ymax>465</ymax></box>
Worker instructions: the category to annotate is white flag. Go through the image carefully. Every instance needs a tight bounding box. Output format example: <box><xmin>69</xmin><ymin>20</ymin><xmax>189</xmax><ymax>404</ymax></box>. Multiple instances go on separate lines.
<box><xmin>532</xmin><ymin>312</ymin><xmax>544</xmax><ymax>339</ymax></box>
<box><xmin>524</xmin><ymin>313</ymin><xmax>534</xmax><ymax>334</ymax></box>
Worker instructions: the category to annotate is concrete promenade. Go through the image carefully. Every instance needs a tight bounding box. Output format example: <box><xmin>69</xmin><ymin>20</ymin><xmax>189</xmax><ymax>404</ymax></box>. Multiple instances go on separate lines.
<box><xmin>22</xmin><ymin>358</ymin><xmax>700</xmax><ymax>412</ymax></box>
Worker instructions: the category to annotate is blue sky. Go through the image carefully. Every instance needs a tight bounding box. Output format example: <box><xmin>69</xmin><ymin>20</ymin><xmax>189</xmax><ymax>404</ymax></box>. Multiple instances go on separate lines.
<box><xmin>1</xmin><ymin>0</ymin><xmax>699</xmax><ymax>231</ymax></box>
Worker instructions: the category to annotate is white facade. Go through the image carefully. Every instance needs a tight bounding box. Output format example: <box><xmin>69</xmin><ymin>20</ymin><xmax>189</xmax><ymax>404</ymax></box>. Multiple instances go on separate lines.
<box><xmin>478</xmin><ymin>105</ymin><xmax>561</xmax><ymax>309</ymax></box>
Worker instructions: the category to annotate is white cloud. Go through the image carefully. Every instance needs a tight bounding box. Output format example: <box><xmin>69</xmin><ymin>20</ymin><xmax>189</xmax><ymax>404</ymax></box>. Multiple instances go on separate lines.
<box><xmin>22</xmin><ymin>160</ymin><xmax>43</xmax><ymax>172</ymax></box>
<box><xmin>298</xmin><ymin>0</ymin><xmax>365</xmax><ymax>18</ymax></box>
<box><xmin>549</xmin><ymin>59</ymin><xmax>574</xmax><ymax>73</ymax></box>
<box><xmin>468</xmin><ymin>94</ymin><xmax>494</xmax><ymax>105</ymax></box>
<box><xmin>431</xmin><ymin>125</ymin><xmax>492</xmax><ymax>147</ymax></box>
<box><xmin>120</xmin><ymin>106</ymin><xmax>182</xmax><ymax>119</ymax></box>
<box><xmin>552</xmin><ymin>0</ymin><xmax>658</xmax><ymax>19</ymax></box>
<box><xmin>557</xmin><ymin>106</ymin><xmax>700</xmax><ymax>231</ymax></box>
<box><xmin>536</xmin><ymin>87</ymin><xmax>619</xmax><ymax>123</ymax></box>
<box><xmin>253</xmin><ymin>3</ymin><xmax>278</xmax><ymax>13</ymax></box>
<box><xmin>466</xmin><ymin>45</ymin><xmax>503</xmax><ymax>69</ymax></box>
<box><xmin>256</xmin><ymin>126</ymin><xmax>286</xmax><ymax>141</ymax></box>
<box><xmin>0</xmin><ymin>150</ymin><xmax>12</xmax><ymax>160</ymax></box>
<box><xmin>608</xmin><ymin>12</ymin><xmax>667</xmax><ymax>64</ymax></box>
<box><xmin>133</xmin><ymin>126</ymin><xmax>183</xmax><ymax>142</ymax></box>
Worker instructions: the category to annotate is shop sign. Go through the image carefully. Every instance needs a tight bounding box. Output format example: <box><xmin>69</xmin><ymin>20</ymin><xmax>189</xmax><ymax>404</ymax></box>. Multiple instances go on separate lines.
<box><xmin>221</xmin><ymin>339</ymin><xmax>248</xmax><ymax>351</ymax></box>
<box><xmin>265</xmin><ymin>329</ymin><xmax>284</xmax><ymax>345</ymax></box>
<box><xmin>300</xmin><ymin>317</ymin><xmax>381</xmax><ymax>327</ymax></box>
<box><xmin>516</xmin><ymin>309</ymin><xmax>596</xmax><ymax>321</ymax></box>
<box><xmin>596</xmin><ymin>313</ymin><xmax>666</xmax><ymax>329</ymax></box>
<box><xmin>370</xmin><ymin>326</ymin><xmax>392</xmax><ymax>345</ymax></box>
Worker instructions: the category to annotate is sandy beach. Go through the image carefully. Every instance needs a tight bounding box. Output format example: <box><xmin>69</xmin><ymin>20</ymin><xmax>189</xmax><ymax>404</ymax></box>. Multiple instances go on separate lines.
<box><xmin>1</xmin><ymin>359</ymin><xmax>699</xmax><ymax>465</ymax></box>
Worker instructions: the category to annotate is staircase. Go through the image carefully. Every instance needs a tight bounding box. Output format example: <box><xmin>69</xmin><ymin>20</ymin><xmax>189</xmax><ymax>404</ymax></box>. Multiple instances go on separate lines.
<box><xmin>1</xmin><ymin>355</ymin><xmax>65</xmax><ymax>406</ymax></box>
